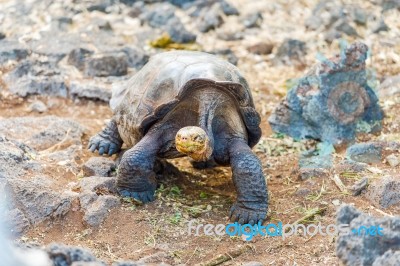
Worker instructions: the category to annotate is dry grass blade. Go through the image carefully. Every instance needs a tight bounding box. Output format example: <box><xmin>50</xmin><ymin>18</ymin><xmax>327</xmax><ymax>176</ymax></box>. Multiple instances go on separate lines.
<box><xmin>331</xmin><ymin>174</ymin><xmax>347</xmax><ymax>193</ymax></box>
<box><xmin>291</xmin><ymin>207</ymin><xmax>326</xmax><ymax>226</ymax></box>
<box><xmin>197</xmin><ymin>245</ymin><xmax>253</xmax><ymax>266</ymax></box>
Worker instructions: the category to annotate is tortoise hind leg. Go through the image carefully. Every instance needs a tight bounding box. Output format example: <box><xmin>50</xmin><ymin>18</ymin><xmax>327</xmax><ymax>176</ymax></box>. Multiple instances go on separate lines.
<box><xmin>117</xmin><ymin>130</ymin><xmax>163</xmax><ymax>203</ymax></box>
<box><xmin>228</xmin><ymin>138</ymin><xmax>268</xmax><ymax>225</ymax></box>
<box><xmin>89</xmin><ymin>119</ymin><xmax>123</xmax><ymax>156</ymax></box>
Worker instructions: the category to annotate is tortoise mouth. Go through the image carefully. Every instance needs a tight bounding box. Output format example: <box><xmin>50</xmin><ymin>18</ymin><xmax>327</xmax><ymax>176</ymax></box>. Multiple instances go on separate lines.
<box><xmin>175</xmin><ymin>126</ymin><xmax>212</xmax><ymax>161</ymax></box>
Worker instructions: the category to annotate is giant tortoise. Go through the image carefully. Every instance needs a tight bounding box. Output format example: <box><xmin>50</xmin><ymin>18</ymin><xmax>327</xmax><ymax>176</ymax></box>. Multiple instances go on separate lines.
<box><xmin>89</xmin><ymin>51</ymin><xmax>268</xmax><ymax>224</ymax></box>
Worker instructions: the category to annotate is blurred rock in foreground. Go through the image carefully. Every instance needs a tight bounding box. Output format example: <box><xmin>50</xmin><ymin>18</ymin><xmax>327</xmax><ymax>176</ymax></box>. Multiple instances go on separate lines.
<box><xmin>336</xmin><ymin>204</ymin><xmax>400</xmax><ymax>266</ymax></box>
<box><xmin>269</xmin><ymin>42</ymin><xmax>383</xmax><ymax>144</ymax></box>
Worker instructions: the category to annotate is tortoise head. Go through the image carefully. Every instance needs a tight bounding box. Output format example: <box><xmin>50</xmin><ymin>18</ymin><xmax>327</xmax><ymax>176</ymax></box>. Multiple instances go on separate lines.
<box><xmin>175</xmin><ymin>126</ymin><xmax>212</xmax><ymax>162</ymax></box>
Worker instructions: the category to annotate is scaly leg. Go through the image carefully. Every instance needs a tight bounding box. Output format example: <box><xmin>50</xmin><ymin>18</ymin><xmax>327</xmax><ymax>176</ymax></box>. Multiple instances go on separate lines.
<box><xmin>117</xmin><ymin>130</ymin><xmax>162</xmax><ymax>203</ymax></box>
<box><xmin>228</xmin><ymin>138</ymin><xmax>268</xmax><ymax>225</ymax></box>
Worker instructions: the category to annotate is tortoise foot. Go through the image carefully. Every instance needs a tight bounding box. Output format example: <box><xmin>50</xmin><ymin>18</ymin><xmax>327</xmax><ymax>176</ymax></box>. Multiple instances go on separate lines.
<box><xmin>229</xmin><ymin>202</ymin><xmax>267</xmax><ymax>225</ymax></box>
<box><xmin>118</xmin><ymin>188</ymin><xmax>155</xmax><ymax>203</ymax></box>
<box><xmin>89</xmin><ymin>134</ymin><xmax>121</xmax><ymax>156</ymax></box>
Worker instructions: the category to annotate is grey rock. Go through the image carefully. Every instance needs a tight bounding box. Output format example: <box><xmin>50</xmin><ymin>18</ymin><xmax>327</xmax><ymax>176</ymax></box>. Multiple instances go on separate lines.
<box><xmin>297</xmin><ymin>143</ymin><xmax>334</xmax><ymax>180</ymax></box>
<box><xmin>336</xmin><ymin>204</ymin><xmax>400</xmax><ymax>266</ymax></box>
<box><xmin>79</xmin><ymin>192</ymin><xmax>99</xmax><ymax>210</ymax></box>
<box><xmin>336</xmin><ymin>159</ymin><xmax>368</xmax><ymax>173</ymax></box>
<box><xmin>336</xmin><ymin>204</ymin><xmax>362</xmax><ymax>225</ymax></box>
<box><xmin>85</xmin><ymin>54</ymin><xmax>128</xmax><ymax>77</ymax></box>
<box><xmin>243</xmin><ymin>12</ymin><xmax>263</xmax><ymax>28</ymax></box>
<box><xmin>372</xmin><ymin>18</ymin><xmax>390</xmax><ymax>33</ymax></box>
<box><xmin>87</xmin><ymin>0</ymin><xmax>114</xmax><ymax>13</ymax></box>
<box><xmin>70</xmin><ymin>80</ymin><xmax>112</xmax><ymax>102</ymax></box>
<box><xmin>334</xmin><ymin>19</ymin><xmax>359</xmax><ymax>37</ymax></box>
<box><xmin>347</xmin><ymin>141</ymin><xmax>400</xmax><ymax>164</ymax></box>
<box><xmin>275</xmin><ymin>38</ymin><xmax>307</xmax><ymax>65</ymax></box>
<box><xmin>165</xmin><ymin>18</ymin><xmax>197</xmax><ymax>43</ymax></box>
<box><xmin>386</xmin><ymin>154</ymin><xmax>399</xmax><ymax>167</ymax></box>
<box><xmin>347</xmin><ymin>142</ymin><xmax>383</xmax><ymax>164</ymax></box>
<box><xmin>219</xmin><ymin>0</ymin><xmax>239</xmax><ymax>16</ymax></box>
<box><xmin>142</xmin><ymin>3</ymin><xmax>176</xmax><ymax>28</ymax></box>
<box><xmin>5</xmin><ymin>177</ymin><xmax>74</xmax><ymax>225</ymax></box>
<box><xmin>82</xmin><ymin>157</ymin><xmax>116</xmax><ymax>177</ymax></box>
<box><xmin>5</xmin><ymin>59</ymin><xmax>61</xmax><ymax>82</ymax></box>
<box><xmin>0</xmin><ymin>40</ymin><xmax>30</xmax><ymax>63</ymax></box>
<box><xmin>164</xmin><ymin>0</ymin><xmax>195</xmax><ymax>8</ymax></box>
<box><xmin>323</xmin><ymin>29</ymin><xmax>343</xmax><ymax>43</ymax></box>
<box><xmin>8</xmin><ymin>76</ymin><xmax>67</xmax><ymax>98</ymax></box>
<box><xmin>305</xmin><ymin>1</ymin><xmax>345</xmax><ymax>30</ymax></box>
<box><xmin>378</xmin><ymin>0</ymin><xmax>400</xmax><ymax>11</ymax></box>
<box><xmin>373</xmin><ymin>250</ymin><xmax>400</xmax><ymax>266</ymax></box>
<box><xmin>299</xmin><ymin>143</ymin><xmax>335</xmax><ymax>169</ymax></box>
<box><xmin>247</xmin><ymin>43</ymin><xmax>274</xmax><ymax>55</ymax></box>
<box><xmin>0</xmin><ymin>116</ymin><xmax>85</xmax><ymax>151</ymax></box>
<box><xmin>305</xmin><ymin>14</ymin><xmax>323</xmax><ymax>31</ymax></box>
<box><xmin>298</xmin><ymin>168</ymin><xmax>329</xmax><ymax>180</ymax></box>
<box><xmin>0</xmin><ymin>136</ymin><xmax>40</xmax><ymax>180</ymax></box>
<box><xmin>55</xmin><ymin>17</ymin><xmax>73</xmax><ymax>31</ymax></box>
<box><xmin>47</xmin><ymin>243</ymin><xmax>103</xmax><ymax>266</ymax></box>
<box><xmin>5</xmin><ymin>59</ymin><xmax>67</xmax><ymax>97</ymax></box>
<box><xmin>269</xmin><ymin>42</ymin><xmax>383</xmax><ymax>144</ymax></box>
<box><xmin>210</xmin><ymin>49</ymin><xmax>238</xmax><ymax>66</ymax></box>
<box><xmin>4</xmin><ymin>208</ymin><xmax>30</xmax><ymax>236</ymax></box>
<box><xmin>28</xmin><ymin>32</ymin><xmax>88</xmax><ymax>61</ymax></box>
<box><xmin>349</xmin><ymin>177</ymin><xmax>368</xmax><ymax>196</ymax></box>
<box><xmin>379</xmin><ymin>75</ymin><xmax>400</xmax><ymax>97</ymax></box>
<box><xmin>28</xmin><ymin>100</ymin><xmax>48</xmax><ymax>113</ymax></box>
<box><xmin>67</xmin><ymin>48</ymin><xmax>94</xmax><ymax>71</ymax></box>
<box><xmin>366</xmin><ymin>175</ymin><xmax>400</xmax><ymax>208</ymax></box>
<box><xmin>80</xmin><ymin>176</ymin><xmax>117</xmax><ymax>193</ymax></box>
<box><xmin>141</xmin><ymin>3</ymin><xmax>196</xmax><ymax>43</ymax></box>
<box><xmin>121</xmin><ymin>47</ymin><xmax>149</xmax><ymax>69</ymax></box>
<box><xmin>0</xmin><ymin>32</ymin><xmax>5</xmax><ymax>40</ymax></box>
<box><xmin>83</xmin><ymin>195</ymin><xmax>120</xmax><ymax>226</ymax></box>
<box><xmin>183</xmin><ymin>0</ymin><xmax>236</xmax><ymax>17</ymax></box>
<box><xmin>352</xmin><ymin>8</ymin><xmax>368</xmax><ymax>25</ymax></box>
<box><xmin>197</xmin><ymin>4</ymin><xmax>223</xmax><ymax>33</ymax></box>
<box><xmin>127</xmin><ymin>2</ymin><xmax>145</xmax><ymax>18</ymax></box>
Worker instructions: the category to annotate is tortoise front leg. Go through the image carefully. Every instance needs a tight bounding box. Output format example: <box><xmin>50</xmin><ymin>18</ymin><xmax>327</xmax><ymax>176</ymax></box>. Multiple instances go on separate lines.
<box><xmin>117</xmin><ymin>130</ymin><xmax>162</xmax><ymax>203</ymax></box>
<box><xmin>89</xmin><ymin>119</ymin><xmax>123</xmax><ymax>156</ymax></box>
<box><xmin>228</xmin><ymin>138</ymin><xmax>268</xmax><ymax>225</ymax></box>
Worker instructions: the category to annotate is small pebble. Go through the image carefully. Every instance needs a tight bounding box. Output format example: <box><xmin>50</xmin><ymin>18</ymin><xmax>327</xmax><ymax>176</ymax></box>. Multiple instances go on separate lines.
<box><xmin>28</xmin><ymin>100</ymin><xmax>48</xmax><ymax>113</ymax></box>
<box><xmin>350</xmin><ymin>177</ymin><xmax>368</xmax><ymax>196</ymax></box>
<box><xmin>386</xmin><ymin>154</ymin><xmax>399</xmax><ymax>167</ymax></box>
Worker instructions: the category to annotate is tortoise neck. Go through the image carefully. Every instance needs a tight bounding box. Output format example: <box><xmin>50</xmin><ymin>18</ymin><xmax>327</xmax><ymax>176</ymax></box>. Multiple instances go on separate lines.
<box><xmin>197</xmin><ymin>90</ymin><xmax>223</xmax><ymax>151</ymax></box>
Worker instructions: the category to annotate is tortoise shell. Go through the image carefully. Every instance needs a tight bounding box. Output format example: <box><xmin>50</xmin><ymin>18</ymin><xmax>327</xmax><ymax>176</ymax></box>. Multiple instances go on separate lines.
<box><xmin>111</xmin><ymin>51</ymin><xmax>261</xmax><ymax>147</ymax></box>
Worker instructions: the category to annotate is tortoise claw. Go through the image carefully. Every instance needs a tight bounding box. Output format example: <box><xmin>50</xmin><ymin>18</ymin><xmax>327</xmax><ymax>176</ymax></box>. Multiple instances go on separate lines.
<box><xmin>230</xmin><ymin>203</ymin><xmax>266</xmax><ymax>225</ymax></box>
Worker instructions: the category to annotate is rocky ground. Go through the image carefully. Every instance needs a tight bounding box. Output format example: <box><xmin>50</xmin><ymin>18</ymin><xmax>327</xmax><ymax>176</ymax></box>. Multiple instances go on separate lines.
<box><xmin>0</xmin><ymin>0</ymin><xmax>400</xmax><ymax>265</ymax></box>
